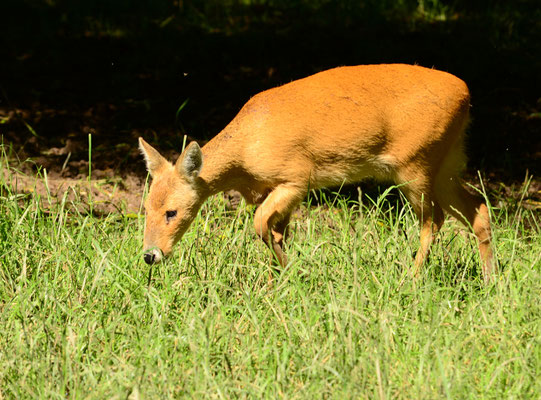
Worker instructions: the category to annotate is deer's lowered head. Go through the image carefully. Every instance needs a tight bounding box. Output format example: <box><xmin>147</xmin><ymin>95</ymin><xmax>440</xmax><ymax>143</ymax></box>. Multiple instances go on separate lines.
<box><xmin>139</xmin><ymin>137</ymin><xmax>206</xmax><ymax>264</ymax></box>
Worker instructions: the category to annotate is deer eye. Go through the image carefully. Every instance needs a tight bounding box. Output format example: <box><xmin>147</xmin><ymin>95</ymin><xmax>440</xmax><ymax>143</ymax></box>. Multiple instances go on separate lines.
<box><xmin>165</xmin><ymin>210</ymin><xmax>177</xmax><ymax>223</ymax></box>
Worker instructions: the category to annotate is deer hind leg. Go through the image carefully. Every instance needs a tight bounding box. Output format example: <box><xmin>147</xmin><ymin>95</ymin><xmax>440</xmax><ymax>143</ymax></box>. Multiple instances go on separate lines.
<box><xmin>253</xmin><ymin>185</ymin><xmax>304</xmax><ymax>268</ymax></box>
<box><xmin>400</xmin><ymin>172</ymin><xmax>445</xmax><ymax>276</ymax></box>
<box><xmin>435</xmin><ymin>177</ymin><xmax>495</xmax><ymax>283</ymax></box>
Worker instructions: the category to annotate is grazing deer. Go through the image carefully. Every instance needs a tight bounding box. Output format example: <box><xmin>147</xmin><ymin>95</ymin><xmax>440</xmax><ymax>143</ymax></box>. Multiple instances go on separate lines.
<box><xmin>139</xmin><ymin>64</ymin><xmax>495</xmax><ymax>282</ymax></box>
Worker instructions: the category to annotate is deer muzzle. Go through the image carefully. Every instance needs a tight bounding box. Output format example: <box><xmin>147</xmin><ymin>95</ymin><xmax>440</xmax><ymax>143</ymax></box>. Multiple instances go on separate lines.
<box><xmin>143</xmin><ymin>247</ymin><xmax>163</xmax><ymax>265</ymax></box>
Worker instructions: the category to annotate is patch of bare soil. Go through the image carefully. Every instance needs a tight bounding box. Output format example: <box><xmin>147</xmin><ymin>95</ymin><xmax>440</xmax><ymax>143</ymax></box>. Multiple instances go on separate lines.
<box><xmin>3</xmin><ymin>161</ymin><xmax>145</xmax><ymax>215</ymax></box>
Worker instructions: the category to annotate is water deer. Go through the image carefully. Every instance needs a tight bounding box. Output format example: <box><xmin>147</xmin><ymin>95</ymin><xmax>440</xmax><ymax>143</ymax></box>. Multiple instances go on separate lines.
<box><xmin>139</xmin><ymin>64</ymin><xmax>495</xmax><ymax>283</ymax></box>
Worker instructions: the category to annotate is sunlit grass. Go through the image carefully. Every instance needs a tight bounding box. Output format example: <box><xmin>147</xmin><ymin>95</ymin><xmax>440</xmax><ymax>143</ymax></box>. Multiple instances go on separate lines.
<box><xmin>0</xmin><ymin>149</ymin><xmax>539</xmax><ymax>398</ymax></box>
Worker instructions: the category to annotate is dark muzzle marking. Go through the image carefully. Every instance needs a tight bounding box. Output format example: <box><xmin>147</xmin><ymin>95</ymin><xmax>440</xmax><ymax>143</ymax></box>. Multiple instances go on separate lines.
<box><xmin>143</xmin><ymin>252</ymin><xmax>156</xmax><ymax>265</ymax></box>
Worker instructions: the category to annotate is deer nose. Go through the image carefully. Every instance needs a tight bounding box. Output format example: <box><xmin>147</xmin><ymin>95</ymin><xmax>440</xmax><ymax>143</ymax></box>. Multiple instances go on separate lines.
<box><xmin>143</xmin><ymin>248</ymin><xmax>163</xmax><ymax>264</ymax></box>
<box><xmin>143</xmin><ymin>252</ymin><xmax>155</xmax><ymax>265</ymax></box>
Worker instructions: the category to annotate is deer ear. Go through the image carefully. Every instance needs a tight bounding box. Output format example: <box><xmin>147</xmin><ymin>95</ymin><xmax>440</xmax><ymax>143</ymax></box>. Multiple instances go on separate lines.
<box><xmin>139</xmin><ymin>137</ymin><xmax>168</xmax><ymax>177</ymax></box>
<box><xmin>176</xmin><ymin>141</ymin><xmax>203</xmax><ymax>181</ymax></box>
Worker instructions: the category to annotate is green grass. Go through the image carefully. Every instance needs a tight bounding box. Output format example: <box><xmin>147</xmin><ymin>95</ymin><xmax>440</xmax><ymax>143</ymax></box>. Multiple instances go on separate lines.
<box><xmin>0</xmin><ymin>154</ymin><xmax>540</xmax><ymax>399</ymax></box>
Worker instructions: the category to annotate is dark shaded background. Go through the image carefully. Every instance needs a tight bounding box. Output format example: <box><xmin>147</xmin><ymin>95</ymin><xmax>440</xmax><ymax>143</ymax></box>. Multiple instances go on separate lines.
<box><xmin>1</xmin><ymin>0</ymin><xmax>540</xmax><ymax>187</ymax></box>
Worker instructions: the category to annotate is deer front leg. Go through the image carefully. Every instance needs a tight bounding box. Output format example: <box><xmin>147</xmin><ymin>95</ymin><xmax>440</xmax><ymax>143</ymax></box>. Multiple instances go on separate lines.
<box><xmin>253</xmin><ymin>185</ymin><xmax>304</xmax><ymax>269</ymax></box>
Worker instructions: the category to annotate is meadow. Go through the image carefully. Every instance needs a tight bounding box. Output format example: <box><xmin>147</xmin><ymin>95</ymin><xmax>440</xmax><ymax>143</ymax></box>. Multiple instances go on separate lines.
<box><xmin>0</xmin><ymin>149</ymin><xmax>539</xmax><ymax>399</ymax></box>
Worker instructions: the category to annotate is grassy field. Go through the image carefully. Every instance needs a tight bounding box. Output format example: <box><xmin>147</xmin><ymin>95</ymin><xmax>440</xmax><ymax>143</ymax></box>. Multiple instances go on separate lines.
<box><xmin>0</xmin><ymin>152</ymin><xmax>539</xmax><ymax>399</ymax></box>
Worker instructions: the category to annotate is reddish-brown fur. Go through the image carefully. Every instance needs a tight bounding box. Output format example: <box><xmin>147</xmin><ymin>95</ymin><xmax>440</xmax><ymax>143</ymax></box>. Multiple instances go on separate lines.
<box><xmin>139</xmin><ymin>64</ymin><xmax>495</xmax><ymax>282</ymax></box>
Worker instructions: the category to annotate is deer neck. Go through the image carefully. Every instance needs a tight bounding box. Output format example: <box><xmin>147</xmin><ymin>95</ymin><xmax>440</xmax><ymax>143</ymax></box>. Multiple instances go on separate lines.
<box><xmin>198</xmin><ymin>130</ymin><xmax>246</xmax><ymax>197</ymax></box>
